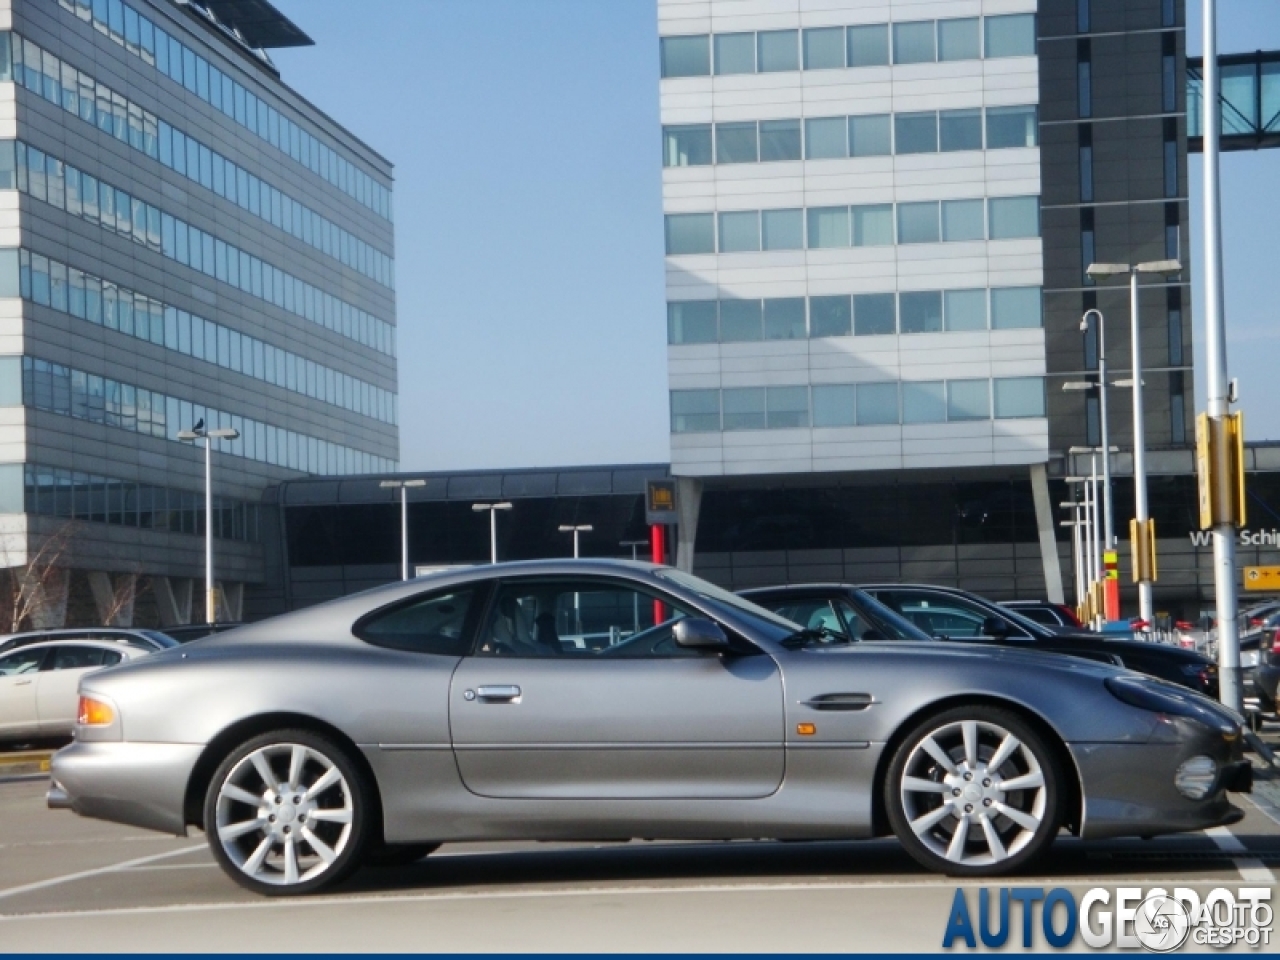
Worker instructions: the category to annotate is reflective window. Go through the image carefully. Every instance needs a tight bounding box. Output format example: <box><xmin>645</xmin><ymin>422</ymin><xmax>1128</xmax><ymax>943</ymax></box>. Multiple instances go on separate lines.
<box><xmin>661</xmin><ymin>35</ymin><xmax>711</xmax><ymax>78</ymax></box>
<box><xmin>719</xmin><ymin>211</ymin><xmax>761</xmax><ymax>252</ymax></box>
<box><xmin>990</xmin><ymin>287</ymin><xmax>1043</xmax><ymax>329</ymax></box>
<box><xmin>667</xmin><ymin>301</ymin><xmax>718</xmax><ymax>344</ymax></box>
<box><xmin>716</xmin><ymin>122</ymin><xmax>758</xmax><ymax>163</ymax></box>
<box><xmin>853</xmin><ymin>205</ymin><xmax>894</xmax><ymax>246</ymax></box>
<box><xmin>359</xmin><ymin>589</ymin><xmax>477</xmax><ymax>656</ymax></box>
<box><xmin>810</xmin><ymin>295</ymin><xmax>852</xmax><ymax>337</ymax></box>
<box><xmin>665</xmin><ymin>213</ymin><xmax>716</xmax><ymax>254</ymax></box>
<box><xmin>899</xmin><ymin>291</ymin><xmax>943</xmax><ymax>333</ymax></box>
<box><xmin>761</xmin><ymin>208</ymin><xmax>804</xmax><ymax>250</ymax></box>
<box><xmin>848</xmin><ymin>24</ymin><xmax>890</xmax><ymax>67</ymax></box>
<box><xmin>715</xmin><ymin>33</ymin><xmax>755</xmax><ymax>75</ymax></box>
<box><xmin>857</xmin><ymin>383</ymin><xmax>899</xmax><ymax>425</ymax></box>
<box><xmin>720</xmin><ymin>299</ymin><xmax>764</xmax><ymax>341</ymax></box>
<box><xmin>854</xmin><ymin>294</ymin><xmax>896</xmax><ymax>336</ymax></box>
<box><xmin>663</xmin><ymin>125</ymin><xmax>713</xmax><ymax>166</ymax></box>
<box><xmin>940</xmin><ymin>109</ymin><xmax>983</xmax><ymax>151</ymax></box>
<box><xmin>986</xmin><ymin>106</ymin><xmax>1039</xmax><ymax>148</ymax></box>
<box><xmin>897</xmin><ymin>203</ymin><xmax>940</xmax><ymax>245</ymax></box>
<box><xmin>671</xmin><ymin>390</ymin><xmax>720</xmax><ymax>432</ymax></box>
<box><xmin>893</xmin><ymin>21</ymin><xmax>936</xmax><ymax>64</ymax></box>
<box><xmin>723</xmin><ymin>387</ymin><xmax>766</xmax><ymax>430</ymax></box>
<box><xmin>895</xmin><ymin>112</ymin><xmax>938</xmax><ymax>154</ymax></box>
<box><xmin>808</xmin><ymin>207</ymin><xmax>850</xmax><ymax>248</ymax></box>
<box><xmin>813</xmin><ymin>384</ymin><xmax>856</xmax><ymax>427</ymax></box>
<box><xmin>806</xmin><ymin>117</ymin><xmax>848</xmax><ymax>159</ymax></box>
<box><xmin>764</xmin><ymin>298</ymin><xmax>806</xmax><ymax>340</ymax></box>
<box><xmin>944</xmin><ymin>289</ymin><xmax>988</xmax><ymax>331</ymax></box>
<box><xmin>947</xmin><ymin>380</ymin><xmax>990</xmax><ymax>421</ymax></box>
<box><xmin>757</xmin><ymin>30</ymin><xmax>799</xmax><ymax>72</ymax></box>
<box><xmin>849</xmin><ymin>114</ymin><xmax>892</xmax><ymax>156</ymax></box>
<box><xmin>767</xmin><ymin>386</ymin><xmax>809</xmax><ymax>428</ymax></box>
<box><xmin>760</xmin><ymin>119</ymin><xmax>802</xmax><ymax>161</ymax></box>
<box><xmin>938</xmin><ymin>18</ymin><xmax>980</xmax><ymax>61</ymax></box>
<box><xmin>988</xmin><ymin>197</ymin><xmax>1040</xmax><ymax>239</ymax></box>
<box><xmin>985</xmin><ymin>14</ymin><xmax>1036</xmax><ymax>58</ymax></box>
<box><xmin>52</xmin><ymin>645</ymin><xmax>122</xmax><ymax>670</ymax></box>
<box><xmin>0</xmin><ymin>648</ymin><xmax>45</xmax><ymax>675</ymax></box>
<box><xmin>942</xmin><ymin>199</ymin><xmax>986</xmax><ymax>241</ymax></box>
<box><xmin>903</xmin><ymin>381</ymin><xmax>947</xmax><ymax>423</ymax></box>
<box><xmin>803</xmin><ymin>27</ymin><xmax>845</xmax><ymax>69</ymax></box>
<box><xmin>994</xmin><ymin>378</ymin><xmax>1045</xmax><ymax>419</ymax></box>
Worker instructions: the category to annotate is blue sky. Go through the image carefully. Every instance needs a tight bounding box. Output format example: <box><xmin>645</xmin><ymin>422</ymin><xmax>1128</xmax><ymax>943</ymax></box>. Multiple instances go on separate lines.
<box><xmin>272</xmin><ymin>1</ymin><xmax>1280</xmax><ymax>472</ymax></box>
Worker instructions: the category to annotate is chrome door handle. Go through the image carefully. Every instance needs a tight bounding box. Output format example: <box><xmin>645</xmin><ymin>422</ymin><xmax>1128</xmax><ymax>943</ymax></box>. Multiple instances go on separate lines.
<box><xmin>13</xmin><ymin>679</ymin><xmax>32</xmax><ymax>686</ymax></box>
<box><xmin>474</xmin><ymin>685</ymin><xmax>521</xmax><ymax>703</ymax></box>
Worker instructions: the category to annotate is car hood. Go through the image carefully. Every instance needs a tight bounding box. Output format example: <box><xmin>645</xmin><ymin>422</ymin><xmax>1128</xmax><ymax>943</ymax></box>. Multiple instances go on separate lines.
<box><xmin>800</xmin><ymin>638</ymin><xmax>1130</xmax><ymax>680</ymax></box>
<box><xmin>1045</xmin><ymin>631</ymin><xmax>1213</xmax><ymax>663</ymax></box>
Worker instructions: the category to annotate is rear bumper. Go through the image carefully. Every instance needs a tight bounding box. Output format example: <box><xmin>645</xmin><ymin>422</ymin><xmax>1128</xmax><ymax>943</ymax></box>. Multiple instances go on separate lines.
<box><xmin>49</xmin><ymin>741</ymin><xmax>202</xmax><ymax>836</ymax></box>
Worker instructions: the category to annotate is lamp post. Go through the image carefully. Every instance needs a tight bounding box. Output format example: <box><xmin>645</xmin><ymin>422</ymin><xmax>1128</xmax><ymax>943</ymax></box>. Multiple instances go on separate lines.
<box><xmin>1059</xmin><ymin>500</ymin><xmax>1086</xmax><ymax>607</ymax></box>
<box><xmin>558</xmin><ymin>524</ymin><xmax>594</xmax><ymax>558</ymax></box>
<box><xmin>1067</xmin><ymin>309</ymin><xmax>1114</xmax><ymax>550</ymax></box>
<box><xmin>177</xmin><ymin>422</ymin><xmax>239</xmax><ymax>624</ymax></box>
<box><xmin>472</xmin><ymin>503</ymin><xmax>512</xmax><ymax>564</ymax></box>
<box><xmin>380</xmin><ymin>479</ymin><xmax>426</xmax><ymax>580</ymax></box>
<box><xmin>1086</xmin><ymin>260</ymin><xmax>1183</xmax><ymax>628</ymax></box>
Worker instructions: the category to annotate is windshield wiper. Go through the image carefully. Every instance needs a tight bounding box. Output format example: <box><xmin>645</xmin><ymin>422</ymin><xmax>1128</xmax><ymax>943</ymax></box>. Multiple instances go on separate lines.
<box><xmin>780</xmin><ymin>626</ymin><xmax>851</xmax><ymax>649</ymax></box>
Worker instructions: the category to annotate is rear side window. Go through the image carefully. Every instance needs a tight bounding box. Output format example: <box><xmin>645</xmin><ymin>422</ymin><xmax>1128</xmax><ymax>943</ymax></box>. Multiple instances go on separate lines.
<box><xmin>358</xmin><ymin>588</ymin><xmax>478</xmax><ymax>656</ymax></box>
<box><xmin>52</xmin><ymin>646</ymin><xmax>121</xmax><ymax>670</ymax></box>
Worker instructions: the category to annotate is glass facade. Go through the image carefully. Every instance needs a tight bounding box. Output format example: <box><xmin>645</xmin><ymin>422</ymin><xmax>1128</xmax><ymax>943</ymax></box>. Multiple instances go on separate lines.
<box><xmin>670</xmin><ymin>378</ymin><xmax>1046</xmax><ymax>433</ymax></box>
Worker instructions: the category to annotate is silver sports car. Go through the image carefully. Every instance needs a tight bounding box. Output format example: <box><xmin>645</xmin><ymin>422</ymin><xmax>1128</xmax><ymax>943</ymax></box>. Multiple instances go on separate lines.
<box><xmin>49</xmin><ymin>560</ymin><xmax>1252</xmax><ymax>895</ymax></box>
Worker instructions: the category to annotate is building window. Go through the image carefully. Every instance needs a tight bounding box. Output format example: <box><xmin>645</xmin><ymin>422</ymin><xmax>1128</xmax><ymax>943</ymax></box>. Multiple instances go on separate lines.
<box><xmin>663</xmin><ymin>125</ymin><xmax>712</xmax><ymax>167</ymax></box>
<box><xmin>899</xmin><ymin>291</ymin><xmax>943</xmax><ymax>333</ymax></box>
<box><xmin>723</xmin><ymin>388</ymin><xmax>766</xmax><ymax>430</ymax></box>
<box><xmin>986</xmin><ymin>106</ymin><xmax>1039</xmax><ymax>148</ymax></box>
<box><xmin>942</xmin><ymin>200</ymin><xmax>985</xmax><ymax>241</ymax></box>
<box><xmin>857</xmin><ymin>383</ymin><xmax>899</xmax><ymax>425</ymax></box>
<box><xmin>813</xmin><ymin>385</ymin><xmax>855</xmax><ymax>427</ymax></box>
<box><xmin>1077</xmin><ymin>0</ymin><xmax>1091</xmax><ymax>34</ymax></box>
<box><xmin>994</xmin><ymin>378</ymin><xmax>1045</xmax><ymax>418</ymax></box>
<box><xmin>1080</xmin><ymin>208</ymin><xmax>1096</xmax><ymax>284</ymax></box>
<box><xmin>660</xmin><ymin>35</ymin><xmax>710</xmax><ymax>78</ymax></box>
<box><xmin>903</xmin><ymin>382</ymin><xmax>946</xmax><ymax>423</ymax></box>
<box><xmin>854</xmin><ymin>294</ymin><xmax>896</xmax><ymax>335</ymax></box>
<box><xmin>947</xmin><ymin>380</ymin><xmax>990</xmax><ymax>421</ymax></box>
<box><xmin>853</xmin><ymin>205</ymin><xmax>894</xmax><ymax>246</ymax></box>
<box><xmin>1085</xmin><ymin>394</ymin><xmax>1101</xmax><ymax>446</ymax></box>
<box><xmin>719</xmin><ymin>211</ymin><xmax>761</xmax><ymax>252</ymax></box>
<box><xmin>849</xmin><ymin>114</ymin><xmax>892</xmax><ymax>156</ymax></box>
<box><xmin>665</xmin><ymin>213</ymin><xmax>715</xmax><ymax>255</ymax></box>
<box><xmin>1167</xmin><ymin>287</ymin><xmax>1184</xmax><ymax>365</ymax></box>
<box><xmin>810</xmin><ymin>295</ymin><xmax>852</xmax><ymax>337</ymax></box>
<box><xmin>898</xmin><ymin>203</ymin><xmax>941</xmax><ymax>244</ymax></box>
<box><xmin>671</xmin><ymin>390</ymin><xmax>720</xmax><ymax>433</ymax></box>
<box><xmin>988</xmin><ymin>197</ymin><xmax>1039</xmax><ymax>239</ymax></box>
<box><xmin>991</xmin><ymin>287</ymin><xmax>1043</xmax><ymax>329</ymax></box>
<box><xmin>767</xmin><ymin>386</ymin><xmax>809</xmax><ymax>428</ymax></box>
<box><xmin>1163</xmin><ymin>33</ymin><xmax>1177</xmax><ymax>112</ymax></box>
<box><xmin>893</xmin><ymin>22</ymin><xmax>936</xmax><ymax>64</ymax></box>
<box><xmin>941</xmin><ymin>109</ymin><xmax>983</xmax><ymax>151</ymax></box>
<box><xmin>938</xmin><ymin>19</ymin><xmax>980</xmax><ymax>61</ymax></box>
<box><xmin>1163</xmin><ymin>118</ymin><xmax>1179</xmax><ymax>198</ymax></box>
<box><xmin>720</xmin><ymin>299</ymin><xmax>764</xmax><ymax>342</ymax></box>
<box><xmin>760</xmin><ymin>120</ymin><xmax>802</xmax><ymax>161</ymax></box>
<box><xmin>715</xmin><ymin>33</ymin><xmax>755</xmax><ymax>75</ymax></box>
<box><xmin>808</xmin><ymin>206</ymin><xmax>851</xmax><ymax>248</ymax></box>
<box><xmin>1165</xmin><ymin>203</ymin><xmax>1181</xmax><ymax>261</ymax></box>
<box><xmin>1079</xmin><ymin>124</ymin><xmax>1094</xmax><ymax>201</ymax></box>
<box><xmin>764</xmin><ymin>298</ymin><xmax>806</xmax><ymax>340</ymax></box>
<box><xmin>985</xmin><ymin>14</ymin><xmax>1036</xmax><ymax>58</ymax></box>
<box><xmin>806</xmin><ymin>117</ymin><xmax>848</xmax><ymax>159</ymax></box>
<box><xmin>895</xmin><ymin>112</ymin><xmax>939</xmax><ymax>154</ymax></box>
<box><xmin>1077</xmin><ymin>40</ymin><xmax>1092</xmax><ymax>119</ymax></box>
<box><xmin>848</xmin><ymin>24</ymin><xmax>889</xmax><ymax>67</ymax></box>
<box><xmin>944</xmin><ymin>289</ymin><xmax>987</xmax><ymax>331</ymax></box>
<box><xmin>1170</xmin><ymin>372</ymin><xmax>1186</xmax><ymax>443</ymax></box>
<box><xmin>803</xmin><ymin>27</ymin><xmax>845</xmax><ymax>69</ymax></box>
<box><xmin>757</xmin><ymin>30</ymin><xmax>799</xmax><ymax>73</ymax></box>
<box><xmin>1163</xmin><ymin>0</ymin><xmax>1176</xmax><ymax>28</ymax></box>
<box><xmin>716</xmin><ymin>122</ymin><xmax>759</xmax><ymax>164</ymax></box>
<box><xmin>761</xmin><ymin>209</ymin><xmax>804</xmax><ymax>249</ymax></box>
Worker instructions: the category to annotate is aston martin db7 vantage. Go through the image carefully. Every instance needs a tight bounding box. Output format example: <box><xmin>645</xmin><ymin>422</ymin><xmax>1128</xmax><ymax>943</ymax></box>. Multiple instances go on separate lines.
<box><xmin>49</xmin><ymin>560</ymin><xmax>1251</xmax><ymax>895</ymax></box>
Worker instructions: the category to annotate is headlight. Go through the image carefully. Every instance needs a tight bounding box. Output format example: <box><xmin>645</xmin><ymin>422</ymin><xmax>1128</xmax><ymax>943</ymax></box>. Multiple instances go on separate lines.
<box><xmin>1104</xmin><ymin>676</ymin><xmax>1241</xmax><ymax>735</ymax></box>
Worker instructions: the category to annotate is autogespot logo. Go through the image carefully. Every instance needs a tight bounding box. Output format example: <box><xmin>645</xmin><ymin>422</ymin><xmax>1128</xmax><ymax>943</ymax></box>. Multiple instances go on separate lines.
<box><xmin>942</xmin><ymin>886</ymin><xmax>1273</xmax><ymax>951</ymax></box>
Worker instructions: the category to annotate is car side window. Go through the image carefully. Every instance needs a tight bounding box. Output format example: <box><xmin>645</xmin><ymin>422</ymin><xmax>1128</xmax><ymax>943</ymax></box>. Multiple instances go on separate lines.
<box><xmin>768</xmin><ymin>599</ymin><xmax>848</xmax><ymax>636</ymax></box>
<box><xmin>0</xmin><ymin>648</ymin><xmax>46</xmax><ymax>675</ymax></box>
<box><xmin>477</xmin><ymin>578</ymin><xmax>698</xmax><ymax>658</ymax></box>
<box><xmin>358</xmin><ymin>588</ymin><xmax>478</xmax><ymax>656</ymax></box>
<box><xmin>52</xmin><ymin>646</ymin><xmax>118</xmax><ymax>670</ymax></box>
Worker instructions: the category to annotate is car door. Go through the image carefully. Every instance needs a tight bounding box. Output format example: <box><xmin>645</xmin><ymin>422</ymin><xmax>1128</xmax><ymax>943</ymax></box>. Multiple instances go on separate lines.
<box><xmin>450</xmin><ymin>576</ymin><xmax>785</xmax><ymax>800</ymax></box>
<box><xmin>35</xmin><ymin>645</ymin><xmax>123</xmax><ymax>736</ymax></box>
<box><xmin>0</xmin><ymin>648</ymin><xmax>49</xmax><ymax>739</ymax></box>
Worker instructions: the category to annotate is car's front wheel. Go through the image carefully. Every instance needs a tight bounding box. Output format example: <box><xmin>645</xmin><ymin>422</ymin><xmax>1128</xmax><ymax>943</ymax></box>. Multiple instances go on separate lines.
<box><xmin>204</xmin><ymin>729</ymin><xmax>371</xmax><ymax>896</ymax></box>
<box><xmin>885</xmin><ymin>706</ymin><xmax>1062</xmax><ymax>876</ymax></box>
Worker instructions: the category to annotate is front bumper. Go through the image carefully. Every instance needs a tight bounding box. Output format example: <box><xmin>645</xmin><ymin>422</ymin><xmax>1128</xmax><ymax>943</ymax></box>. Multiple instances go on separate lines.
<box><xmin>49</xmin><ymin>741</ymin><xmax>203</xmax><ymax>836</ymax></box>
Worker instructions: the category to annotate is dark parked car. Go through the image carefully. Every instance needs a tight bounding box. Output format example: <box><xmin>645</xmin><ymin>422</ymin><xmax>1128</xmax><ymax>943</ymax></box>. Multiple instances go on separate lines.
<box><xmin>741</xmin><ymin>583</ymin><xmax>1219</xmax><ymax>697</ymax></box>
<box><xmin>0</xmin><ymin>628</ymin><xmax>178</xmax><ymax>655</ymax></box>
<box><xmin>999</xmin><ymin>600</ymin><xmax>1084</xmax><ymax>629</ymax></box>
<box><xmin>1253</xmin><ymin>614</ymin><xmax>1280</xmax><ymax>716</ymax></box>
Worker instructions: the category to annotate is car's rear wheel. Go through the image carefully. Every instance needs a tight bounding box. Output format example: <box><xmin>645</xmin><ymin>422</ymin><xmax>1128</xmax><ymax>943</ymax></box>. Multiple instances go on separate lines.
<box><xmin>885</xmin><ymin>706</ymin><xmax>1062</xmax><ymax>876</ymax></box>
<box><xmin>204</xmin><ymin>729</ymin><xmax>370</xmax><ymax>896</ymax></box>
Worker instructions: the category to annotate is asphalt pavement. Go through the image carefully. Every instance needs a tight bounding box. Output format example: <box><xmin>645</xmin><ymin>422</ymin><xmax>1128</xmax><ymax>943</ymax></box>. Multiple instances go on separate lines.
<box><xmin>0</xmin><ymin>760</ymin><xmax>1278</xmax><ymax>952</ymax></box>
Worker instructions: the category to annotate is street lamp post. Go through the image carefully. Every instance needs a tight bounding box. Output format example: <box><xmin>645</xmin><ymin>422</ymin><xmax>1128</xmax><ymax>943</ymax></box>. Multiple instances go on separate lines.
<box><xmin>558</xmin><ymin>524</ymin><xmax>594</xmax><ymax>558</ymax></box>
<box><xmin>1070</xmin><ymin>310</ymin><xmax>1114</xmax><ymax>550</ymax></box>
<box><xmin>177</xmin><ymin>422</ymin><xmax>239</xmax><ymax>624</ymax></box>
<box><xmin>1086</xmin><ymin>260</ymin><xmax>1183</xmax><ymax>628</ymax></box>
<box><xmin>472</xmin><ymin>502</ymin><xmax>512</xmax><ymax>564</ymax></box>
<box><xmin>380</xmin><ymin>479</ymin><xmax>426</xmax><ymax>580</ymax></box>
<box><xmin>1059</xmin><ymin>501</ymin><xmax>1086</xmax><ymax>607</ymax></box>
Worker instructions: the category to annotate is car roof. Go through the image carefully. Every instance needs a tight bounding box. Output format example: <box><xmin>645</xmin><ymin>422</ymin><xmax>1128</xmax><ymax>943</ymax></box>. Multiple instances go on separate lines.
<box><xmin>1</xmin><ymin>627</ymin><xmax>157</xmax><ymax>640</ymax></box>
<box><xmin>0</xmin><ymin>639</ymin><xmax>146</xmax><ymax>655</ymax></box>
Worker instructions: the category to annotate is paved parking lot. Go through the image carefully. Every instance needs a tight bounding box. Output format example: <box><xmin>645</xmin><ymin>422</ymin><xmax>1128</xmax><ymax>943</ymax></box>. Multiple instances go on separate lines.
<box><xmin>0</xmin><ymin>764</ymin><xmax>1277</xmax><ymax>952</ymax></box>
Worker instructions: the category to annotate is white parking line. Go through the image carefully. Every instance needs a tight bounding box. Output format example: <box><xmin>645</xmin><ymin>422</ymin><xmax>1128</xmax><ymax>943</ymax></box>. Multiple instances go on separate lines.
<box><xmin>0</xmin><ymin>844</ymin><xmax>206</xmax><ymax>903</ymax></box>
<box><xmin>1205</xmin><ymin>827</ymin><xmax>1276</xmax><ymax>883</ymax></box>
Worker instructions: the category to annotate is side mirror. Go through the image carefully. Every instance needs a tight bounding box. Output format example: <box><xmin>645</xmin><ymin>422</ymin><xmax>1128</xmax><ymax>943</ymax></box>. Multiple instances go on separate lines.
<box><xmin>673</xmin><ymin>618</ymin><xmax>730</xmax><ymax>652</ymax></box>
<box><xmin>981</xmin><ymin>616</ymin><xmax>1011</xmax><ymax>638</ymax></box>
<box><xmin>860</xmin><ymin>630</ymin><xmax>886</xmax><ymax>643</ymax></box>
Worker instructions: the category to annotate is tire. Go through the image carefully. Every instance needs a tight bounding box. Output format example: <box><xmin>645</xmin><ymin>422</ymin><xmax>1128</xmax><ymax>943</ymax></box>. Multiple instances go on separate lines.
<box><xmin>885</xmin><ymin>706</ymin><xmax>1062</xmax><ymax>877</ymax></box>
<box><xmin>204</xmin><ymin>729</ymin><xmax>371</xmax><ymax>896</ymax></box>
<box><xmin>363</xmin><ymin>842</ymin><xmax>441</xmax><ymax>868</ymax></box>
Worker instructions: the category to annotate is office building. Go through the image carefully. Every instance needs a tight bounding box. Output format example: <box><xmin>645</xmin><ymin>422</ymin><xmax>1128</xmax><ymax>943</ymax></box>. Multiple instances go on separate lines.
<box><xmin>0</xmin><ymin>0</ymin><xmax>397</xmax><ymax>627</ymax></box>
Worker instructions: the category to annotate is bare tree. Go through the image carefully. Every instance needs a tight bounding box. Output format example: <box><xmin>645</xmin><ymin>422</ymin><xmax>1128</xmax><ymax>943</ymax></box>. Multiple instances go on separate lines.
<box><xmin>0</xmin><ymin>520</ymin><xmax>79</xmax><ymax>634</ymax></box>
<box><xmin>97</xmin><ymin>568</ymin><xmax>152</xmax><ymax>627</ymax></box>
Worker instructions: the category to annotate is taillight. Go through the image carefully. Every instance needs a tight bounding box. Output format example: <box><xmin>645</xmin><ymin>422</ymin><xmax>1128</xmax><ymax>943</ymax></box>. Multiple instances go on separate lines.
<box><xmin>1272</xmin><ymin>634</ymin><xmax>1280</xmax><ymax>654</ymax></box>
<box><xmin>1250</xmin><ymin>617</ymin><xmax>1264</xmax><ymax>627</ymax></box>
<box><xmin>77</xmin><ymin>696</ymin><xmax>115</xmax><ymax>726</ymax></box>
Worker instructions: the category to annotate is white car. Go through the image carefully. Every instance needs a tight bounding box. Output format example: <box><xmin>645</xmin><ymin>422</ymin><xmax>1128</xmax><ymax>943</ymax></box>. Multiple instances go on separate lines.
<box><xmin>0</xmin><ymin>640</ymin><xmax>149</xmax><ymax>743</ymax></box>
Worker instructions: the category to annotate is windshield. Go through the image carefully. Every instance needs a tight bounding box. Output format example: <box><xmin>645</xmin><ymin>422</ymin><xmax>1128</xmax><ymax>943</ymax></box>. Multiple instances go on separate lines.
<box><xmin>655</xmin><ymin>568</ymin><xmax>799</xmax><ymax>641</ymax></box>
<box><xmin>141</xmin><ymin>630</ymin><xmax>179</xmax><ymax>648</ymax></box>
<box><xmin>849</xmin><ymin>590</ymin><xmax>934</xmax><ymax>642</ymax></box>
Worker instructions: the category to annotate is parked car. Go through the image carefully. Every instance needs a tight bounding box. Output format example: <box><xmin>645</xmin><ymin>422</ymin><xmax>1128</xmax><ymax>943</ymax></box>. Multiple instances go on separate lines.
<box><xmin>999</xmin><ymin>600</ymin><xmax>1084</xmax><ymax>629</ymax></box>
<box><xmin>1</xmin><ymin>639</ymin><xmax>151</xmax><ymax>743</ymax></box>
<box><xmin>1250</xmin><ymin>612</ymin><xmax>1280</xmax><ymax>717</ymax></box>
<box><xmin>162</xmin><ymin>623</ymin><xmax>243</xmax><ymax>644</ymax></box>
<box><xmin>746</xmin><ymin>583</ymin><xmax>1219</xmax><ymax>697</ymax></box>
<box><xmin>50</xmin><ymin>559</ymin><xmax>1250</xmax><ymax>896</ymax></box>
<box><xmin>0</xmin><ymin>628</ymin><xmax>177</xmax><ymax>655</ymax></box>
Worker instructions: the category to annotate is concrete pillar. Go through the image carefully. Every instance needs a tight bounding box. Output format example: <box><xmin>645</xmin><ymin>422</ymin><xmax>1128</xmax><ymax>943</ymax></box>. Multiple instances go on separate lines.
<box><xmin>1030</xmin><ymin>464</ymin><xmax>1066</xmax><ymax>604</ymax></box>
<box><xmin>88</xmin><ymin>571</ymin><xmax>136</xmax><ymax>627</ymax></box>
<box><xmin>153</xmin><ymin>576</ymin><xmax>193</xmax><ymax>627</ymax></box>
<box><xmin>675</xmin><ymin>477</ymin><xmax>703</xmax><ymax>574</ymax></box>
<box><xmin>20</xmin><ymin>566</ymin><xmax>69</xmax><ymax>629</ymax></box>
